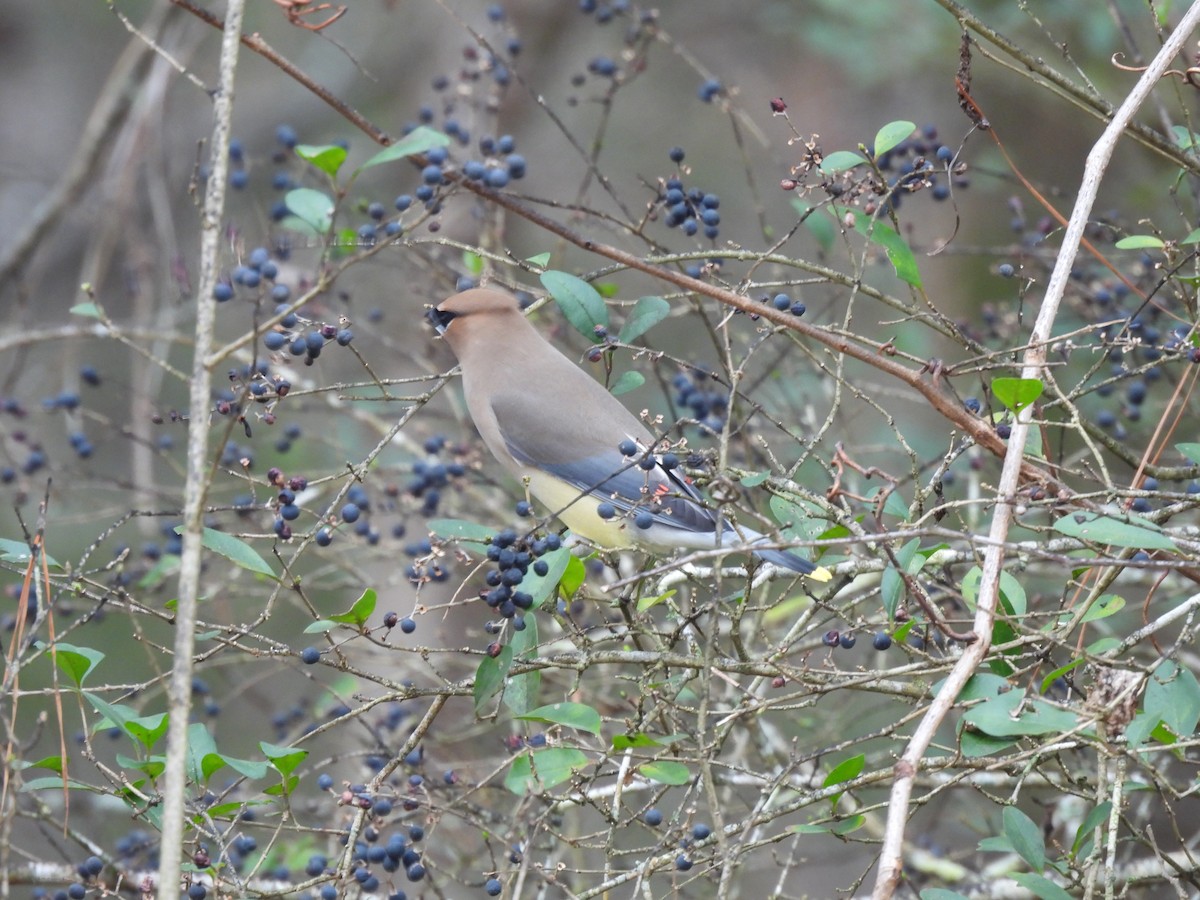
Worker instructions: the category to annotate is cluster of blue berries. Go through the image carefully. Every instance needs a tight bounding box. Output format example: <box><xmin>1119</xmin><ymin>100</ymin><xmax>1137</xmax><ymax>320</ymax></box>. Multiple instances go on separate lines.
<box><xmin>261</xmin><ymin>302</ymin><xmax>353</xmax><ymax>369</ymax></box>
<box><xmin>872</xmin><ymin>124</ymin><xmax>965</xmax><ymax>208</ymax></box>
<box><xmin>672</xmin><ymin>370</ymin><xmax>729</xmax><ymax>434</ymax></box>
<box><xmin>479</xmin><ymin>519</ymin><xmax>563</xmax><ymax>630</ymax></box>
<box><xmin>658</xmin><ymin>147</ymin><xmax>721</xmax><ymax>240</ymax></box>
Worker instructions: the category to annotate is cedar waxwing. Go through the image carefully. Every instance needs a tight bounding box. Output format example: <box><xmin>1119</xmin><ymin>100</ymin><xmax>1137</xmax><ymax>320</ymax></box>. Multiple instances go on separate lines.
<box><xmin>428</xmin><ymin>289</ymin><xmax>830</xmax><ymax>579</ymax></box>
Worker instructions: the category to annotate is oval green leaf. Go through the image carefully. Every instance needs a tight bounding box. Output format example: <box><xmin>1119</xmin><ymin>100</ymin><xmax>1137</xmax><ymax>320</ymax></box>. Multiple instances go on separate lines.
<box><xmin>873</xmin><ymin>120</ymin><xmax>916</xmax><ymax>157</ymax></box>
<box><xmin>516</xmin><ymin>701</ymin><xmax>602</xmax><ymax>736</ymax></box>
<box><xmin>294</xmin><ymin>143</ymin><xmax>347</xmax><ymax>178</ymax></box>
<box><xmin>1053</xmin><ymin>511</ymin><xmax>1177</xmax><ymax>551</ymax></box>
<box><xmin>990</xmin><ymin>377</ymin><xmax>1044</xmax><ymax>413</ymax></box>
<box><xmin>540</xmin><ymin>270</ymin><xmax>608</xmax><ymax>339</ymax></box>
<box><xmin>359</xmin><ymin>126</ymin><xmax>451</xmax><ymax>171</ymax></box>
<box><xmin>640</xmin><ymin>760</ymin><xmax>691</xmax><ymax>785</ymax></box>
<box><xmin>617</xmin><ymin>295</ymin><xmax>670</xmax><ymax>343</ymax></box>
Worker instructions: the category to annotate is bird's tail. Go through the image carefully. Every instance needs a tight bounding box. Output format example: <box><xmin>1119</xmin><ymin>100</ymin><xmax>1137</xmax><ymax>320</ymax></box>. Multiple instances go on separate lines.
<box><xmin>752</xmin><ymin>547</ymin><xmax>831</xmax><ymax>581</ymax></box>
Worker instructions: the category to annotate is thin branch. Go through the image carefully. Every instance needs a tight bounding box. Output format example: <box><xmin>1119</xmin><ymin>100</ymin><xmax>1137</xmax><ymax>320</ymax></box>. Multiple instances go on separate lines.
<box><xmin>872</xmin><ymin>5</ymin><xmax>1200</xmax><ymax>896</ymax></box>
<box><xmin>155</xmin><ymin>0</ymin><xmax>246</xmax><ymax>897</ymax></box>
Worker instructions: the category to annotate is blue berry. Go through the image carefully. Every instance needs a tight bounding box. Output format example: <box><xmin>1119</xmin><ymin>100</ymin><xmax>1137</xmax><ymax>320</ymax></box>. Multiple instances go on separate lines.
<box><xmin>790</xmin><ymin>302</ymin><xmax>806</xmax><ymax>317</ymax></box>
<box><xmin>596</xmin><ymin>502</ymin><xmax>616</xmax><ymax>520</ymax></box>
<box><xmin>698</xmin><ymin>78</ymin><xmax>722</xmax><ymax>102</ymax></box>
<box><xmin>644</xmin><ymin>808</ymin><xmax>663</xmax><ymax>826</ymax></box>
<box><xmin>485</xmin><ymin>168</ymin><xmax>510</xmax><ymax>188</ymax></box>
<box><xmin>668</xmin><ymin>146</ymin><xmax>685</xmax><ymax>163</ymax></box>
<box><xmin>873</xmin><ymin>632</ymin><xmax>892</xmax><ymax>651</ymax></box>
<box><xmin>213</xmin><ymin>282</ymin><xmax>234</xmax><ymax>302</ymax></box>
<box><xmin>275</xmin><ymin>124</ymin><xmax>298</xmax><ymax>148</ymax></box>
<box><xmin>485</xmin><ymin>878</ymin><xmax>502</xmax><ymax>896</ymax></box>
<box><xmin>341</xmin><ymin>503</ymin><xmax>361</xmax><ymax>523</ymax></box>
<box><xmin>400</xmin><ymin>617</ymin><xmax>416</xmax><ymax>633</ymax></box>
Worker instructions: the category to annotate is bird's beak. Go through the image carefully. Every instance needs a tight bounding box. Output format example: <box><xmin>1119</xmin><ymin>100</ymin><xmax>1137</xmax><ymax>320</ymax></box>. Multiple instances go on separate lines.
<box><xmin>426</xmin><ymin>306</ymin><xmax>455</xmax><ymax>336</ymax></box>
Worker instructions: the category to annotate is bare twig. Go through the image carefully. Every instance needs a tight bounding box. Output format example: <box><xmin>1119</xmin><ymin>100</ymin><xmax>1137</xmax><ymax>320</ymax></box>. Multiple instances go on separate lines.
<box><xmin>871</xmin><ymin>6</ymin><xmax>1200</xmax><ymax>896</ymax></box>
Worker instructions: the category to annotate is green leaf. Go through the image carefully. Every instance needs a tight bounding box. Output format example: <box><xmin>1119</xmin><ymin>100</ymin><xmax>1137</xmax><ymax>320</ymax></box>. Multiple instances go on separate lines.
<box><xmin>474</xmin><ymin>647</ymin><xmax>512</xmax><ymax>713</ymax></box>
<box><xmin>768</xmin><ymin>495</ymin><xmax>828</xmax><ymax>543</ymax></box>
<box><xmin>220</xmin><ymin>754</ymin><xmax>270</xmax><ymax>780</ymax></box>
<box><xmin>173</xmin><ymin>526</ymin><xmax>275</xmax><ymax>578</ymax></box>
<box><xmin>850</xmin><ymin>214</ymin><xmax>922</xmax><ymax>287</ymax></box>
<box><xmin>84</xmin><ymin>692</ymin><xmax>137</xmax><ymax>737</ymax></box>
<box><xmin>791</xmin><ymin>198</ymin><xmax>835</xmax><ymax>251</ymax></box>
<box><xmin>610</xmin><ymin>370</ymin><xmax>645</xmax><ymax>396</ymax></box>
<box><xmin>52</xmin><ymin>642</ymin><xmax>104</xmax><ymax>687</ymax></box>
<box><xmin>791</xmin><ymin>823</ymin><xmax>832</xmax><ymax>836</ymax></box>
<box><xmin>1071</xmin><ymin>801</ymin><xmax>1112</xmax><ymax>856</ymax></box>
<box><xmin>636</xmin><ymin>589</ymin><xmax>676</xmax><ymax>613</ymax></box>
<box><xmin>830</xmin><ymin>815</ymin><xmax>865</xmax><ymax>835</ymax></box>
<box><xmin>823</xmin><ymin>753</ymin><xmax>865</xmax><ymax>788</ymax></box>
<box><xmin>1009</xmin><ymin>873</ymin><xmax>1073</xmax><ymax>900</ymax></box>
<box><xmin>741</xmin><ymin>472</ymin><xmax>769</xmax><ymax>488</ymax></box>
<box><xmin>960</xmin><ymin>728</ymin><xmax>1015</xmax><ymax>758</ymax></box>
<box><xmin>1176</xmin><ymin>442</ymin><xmax>1200</xmax><ymax>465</ymax></box>
<box><xmin>70</xmin><ymin>302</ymin><xmax>102</xmax><ymax>319</ymax></box>
<box><xmin>260</xmin><ymin>742</ymin><xmax>308</xmax><ymax>778</ymax></box>
<box><xmin>137</xmin><ymin>555</ymin><xmax>179</xmax><ymax>589</ymax></box>
<box><xmin>283</xmin><ymin>188</ymin><xmax>334</xmax><ymax>233</ymax></box>
<box><xmin>1181</xmin><ymin>228</ymin><xmax>1200</xmax><ymax>245</ymax></box>
<box><xmin>25</xmin><ymin>755</ymin><xmax>65</xmax><ymax>774</ymax></box>
<box><xmin>1053</xmin><ymin>511</ymin><xmax>1177</xmax><ymax>551</ymax></box>
<box><xmin>820</xmin><ymin>150</ymin><xmax>867</xmax><ymax>173</ymax></box>
<box><xmin>263</xmin><ymin>775</ymin><xmax>300</xmax><ymax>797</ymax></box>
<box><xmin>1146</xmin><ymin>660</ymin><xmax>1200</xmax><ymax>737</ymax></box>
<box><xmin>611</xmin><ymin>733</ymin><xmax>663</xmax><ymax>751</ymax></box>
<box><xmin>640</xmin><ymin>760</ymin><xmax>691</xmax><ymax>785</ymax></box>
<box><xmin>327</xmin><ymin>587</ymin><xmax>377</xmax><ymax>629</ymax></box>
<box><xmin>185</xmin><ymin>722</ymin><xmax>222</xmax><ymax>784</ymax></box>
<box><xmin>0</xmin><ymin>538</ymin><xmax>60</xmax><ymax>568</ymax></box>
<box><xmin>516</xmin><ymin>702</ymin><xmax>602</xmax><ymax>736</ymax></box>
<box><xmin>823</xmin><ymin>753</ymin><xmax>864</xmax><ymax>811</ymax></box>
<box><xmin>462</xmin><ymin>250</ymin><xmax>484</xmax><ymax>276</ymax></box>
<box><xmin>504</xmin><ymin>614</ymin><xmax>540</xmax><ymax>716</ymax></box>
<box><xmin>504</xmin><ymin>747</ymin><xmax>588</xmax><ymax>794</ymax></box>
<box><xmin>124</xmin><ymin>713</ymin><xmax>170</xmax><ymax>751</ymax></box>
<box><xmin>617</xmin><ymin>295</ymin><xmax>670</xmax><ymax>343</ymax></box>
<box><xmin>881</xmin><ymin>538</ymin><xmax>920</xmax><ymax>621</ymax></box>
<box><xmin>873</xmin><ymin>120</ymin><xmax>916</xmax><ymax>157</ymax></box>
<box><xmin>518</xmin><ymin>546</ymin><xmax>572</xmax><ymax>610</ymax></box>
<box><xmin>1040</xmin><ymin>659</ymin><xmax>1085</xmax><ymax>695</ymax></box>
<box><xmin>358</xmin><ymin>126</ymin><xmax>451</xmax><ymax>170</ymax></box>
<box><xmin>540</xmin><ymin>270</ymin><xmax>608</xmax><ymax>339</ymax></box>
<box><xmin>294</xmin><ymin>143</ymin><xmax>347</xmax><ymax>178</ymax></box>
<box><xmin>559</xmin><ymin>555</ymin><xmax>587</xmax><ymax>597</ymax></box>
<box><xmin>961</xmin><ymin>567</ymin><xmax>1031</xmax><ymax>619</ymax></box>
<box><xmin>303</xmin><ymin>619</ymin><xmax>336</xmax><ymax>634</ymax></box>
<box><xmin>991</xmin><ymin>377</ymin><xmax>1044</xmax><ymax>413</ymax></box>
<box><xmin>1080</xmin><ymin>594</ymin><xmax>1125</xmax><ymax>623</ymax></box>
<box><xmin>1003</xmin><ymin>806</ymin><xmax>1045</xmax><ymax>872</ymax></box>
<box><xmin>963</xmin><ymin>689</ymin><xmax>1079</xmax><ymax>737</ymax></box>
<box><xmin>525</xmin><ymin>252</ymin><xmax>551</xmax><ymax>268</ymax></box>
<box><xmin>1114</xmin><ymin>235</ymin><xmax>1164</xmax><ymax>250</ymax></box>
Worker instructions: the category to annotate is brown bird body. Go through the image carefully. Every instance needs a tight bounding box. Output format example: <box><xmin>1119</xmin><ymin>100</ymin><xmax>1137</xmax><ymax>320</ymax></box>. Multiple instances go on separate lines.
<box><xmin>430</xmin><ymin>288</ymin><xmax>827</xmax><ymax>578</ymax></box>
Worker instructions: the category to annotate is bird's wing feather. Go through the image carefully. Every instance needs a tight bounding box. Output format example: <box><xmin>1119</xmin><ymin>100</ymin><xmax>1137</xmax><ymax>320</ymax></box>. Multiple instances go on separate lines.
<box><xmin>490</xmin><ymin>392</ymin><xmax>718</xmax><ymax>535</ymax></box>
